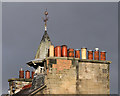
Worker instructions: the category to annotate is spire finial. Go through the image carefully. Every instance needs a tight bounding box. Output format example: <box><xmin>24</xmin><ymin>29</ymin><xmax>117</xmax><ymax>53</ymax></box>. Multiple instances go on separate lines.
<box><xmin>43</xmin><ymin>8</ymin><xmax>48</xmax><ymax>31</ymax></box>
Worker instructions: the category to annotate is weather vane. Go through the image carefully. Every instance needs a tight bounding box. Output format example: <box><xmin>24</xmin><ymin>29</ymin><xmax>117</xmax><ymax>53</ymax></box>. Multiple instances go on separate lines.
<box><xmin>42</xmin><ymin>8</ymin><xmax>49</xmax><ymax>31</ymax></box>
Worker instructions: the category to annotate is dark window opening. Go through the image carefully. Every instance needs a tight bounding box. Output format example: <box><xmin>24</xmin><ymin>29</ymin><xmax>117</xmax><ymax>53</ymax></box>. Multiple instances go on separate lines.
<box><xmin>102</xmin><ymin>69</ymin><xmax>107</xmax><ymax>73</ymax></box>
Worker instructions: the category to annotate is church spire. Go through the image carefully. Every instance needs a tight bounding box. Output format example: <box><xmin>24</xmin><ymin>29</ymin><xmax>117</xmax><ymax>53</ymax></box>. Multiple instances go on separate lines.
<box><xmin>43</xmin><ymin>9</ymin><xmax>48</xmax><ymax>31</ymax></box>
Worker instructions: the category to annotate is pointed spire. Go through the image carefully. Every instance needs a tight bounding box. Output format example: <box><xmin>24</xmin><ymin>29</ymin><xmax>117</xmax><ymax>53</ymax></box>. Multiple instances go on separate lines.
<box><xmin>43</xmin><ymin>8</ymin><xmax>48</xmax><ymax>31</ymax></box>
<box><xmin>26</xmin><ymin>9</ymin><xmax>52</xmax><ymax>69</ymax></box>
<box><xmin>34</xmin><ymin>9</ymin><xmax>52</xmax><ymax>59</ymax></box>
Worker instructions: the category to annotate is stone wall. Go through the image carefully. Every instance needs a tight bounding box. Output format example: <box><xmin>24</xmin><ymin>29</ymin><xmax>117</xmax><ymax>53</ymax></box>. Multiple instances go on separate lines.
<box><xmin>37</xmin><ymin>58</ymin><xmax>110</xmax><ymax>94</ymax></box>
<box><xmin>78</xmin><ymin>62</ymin><xmax>110</xmax><ymax>94</ymax></box>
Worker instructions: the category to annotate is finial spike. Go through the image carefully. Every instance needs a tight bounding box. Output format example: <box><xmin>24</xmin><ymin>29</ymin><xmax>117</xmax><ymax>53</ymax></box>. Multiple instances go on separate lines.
<box><xmin>46</xmin><ymin>8</ymin><xmax>47</xmax><ymax>12</ymax></box>
<box><xmin>43</xmin><ymin>9</ymin><xmax>48</xmax><ymax>31</ymax></box>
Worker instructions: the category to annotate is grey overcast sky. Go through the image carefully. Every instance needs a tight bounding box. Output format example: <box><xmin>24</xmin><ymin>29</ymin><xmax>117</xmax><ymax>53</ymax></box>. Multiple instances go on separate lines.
<box><xmin>2</xmin><ymin>2</ymin><xmax>118</xmax><ymax>94</ymax></box>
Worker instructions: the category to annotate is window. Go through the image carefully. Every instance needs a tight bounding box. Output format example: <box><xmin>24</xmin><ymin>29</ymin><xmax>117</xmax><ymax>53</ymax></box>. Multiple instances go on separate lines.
<box><xmin>102</xmin><ymin>69</ymin><xmax>107</xmax><ymax>73</ymax></box>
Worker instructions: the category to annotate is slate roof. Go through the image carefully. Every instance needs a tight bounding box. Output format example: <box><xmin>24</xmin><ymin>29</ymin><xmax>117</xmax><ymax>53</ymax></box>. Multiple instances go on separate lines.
<box><xmin>35</xmin><ymin>31</ymin><xmax>52</xmax><ymax>60</ymax></box>
<box><xmin>26</xmin><ymin>31</ymin><xmax>52</xmax><ymax>68</ymax></box>
<box><xmin>13</xmin><ymin>74</ymin><xmax>46</xmax><ymax>96</ymax></box>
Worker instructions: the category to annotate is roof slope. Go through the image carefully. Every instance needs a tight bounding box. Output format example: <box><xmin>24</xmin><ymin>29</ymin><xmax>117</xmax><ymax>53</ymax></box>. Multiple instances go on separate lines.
<box><xmin>13</xmin><ymin>74</ymin><xmax>46</xmax><ymax>95</ymax></box>
<box><xmin>35</xmin><ymin>31</ymin><xmax>52</xmax><ymax>60</ymax></box>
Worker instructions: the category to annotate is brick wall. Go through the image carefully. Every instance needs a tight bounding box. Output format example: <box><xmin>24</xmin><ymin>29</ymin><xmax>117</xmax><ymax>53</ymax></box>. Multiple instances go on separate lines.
<box><xmin>47</xmin><ymin>59</ymin><xmax>72</xmax><ymax>73</ymax></box>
